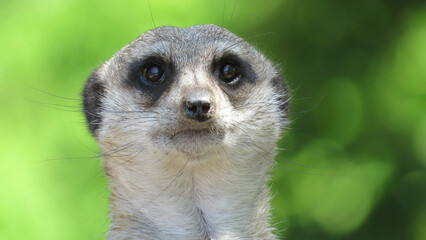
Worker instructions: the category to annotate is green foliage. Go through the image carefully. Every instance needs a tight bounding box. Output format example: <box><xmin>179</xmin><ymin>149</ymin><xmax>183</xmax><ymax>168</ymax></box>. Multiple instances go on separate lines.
<box><xmin>0</xmin><ymin>0</ymin><xmax>425</xmax><ymax>239</ymax></box>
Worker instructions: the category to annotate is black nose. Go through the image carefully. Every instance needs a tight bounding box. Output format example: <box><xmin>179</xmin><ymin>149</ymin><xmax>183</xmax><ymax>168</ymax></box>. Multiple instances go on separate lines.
<box><xmin>184</xmin><ymin>100</ymin><xmax>212</xmax><ymax>122</ymax></box>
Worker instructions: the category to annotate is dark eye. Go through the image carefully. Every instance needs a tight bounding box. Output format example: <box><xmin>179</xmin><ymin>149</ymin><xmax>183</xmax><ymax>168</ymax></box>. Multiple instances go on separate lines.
<box><xmin>140</xmin><ymin>64</ymin><xmax>166</xmax><ymax>84</ymax></box>
<box><xmin>220</xmin><ymin>63</ymin><xmax>241</xmax><ymax>83</ymax></box>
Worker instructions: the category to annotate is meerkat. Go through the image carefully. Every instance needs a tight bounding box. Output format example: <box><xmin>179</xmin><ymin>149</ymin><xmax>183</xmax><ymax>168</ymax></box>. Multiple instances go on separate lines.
<box><xmin>83</xmin><ymin>24</ymin><xmax>289</xmax><ymax>240</ymax></box>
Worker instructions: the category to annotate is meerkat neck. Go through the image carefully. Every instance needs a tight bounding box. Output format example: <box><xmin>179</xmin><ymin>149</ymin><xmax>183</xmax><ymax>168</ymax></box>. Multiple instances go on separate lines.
<box><xmin>104</xmin><ymin>150</ymin><xmax>276</xmax><ymax>240</ymax></box>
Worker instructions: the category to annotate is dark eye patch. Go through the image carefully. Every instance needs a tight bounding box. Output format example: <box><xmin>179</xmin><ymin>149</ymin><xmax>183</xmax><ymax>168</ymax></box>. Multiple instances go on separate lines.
<box><xmin>212</xmin><ymin>53</ymin><xmax>257</xmax><ymax>89</ymax></box>
<box><xmin>125</xmin><ymin>56</ymin><xmax>174</xmax><ymax>104</ymax></box>
<box><xmin>211</xmin><ymin>53</ymin><xmax>259</xmax><ymax>108</ymax></box>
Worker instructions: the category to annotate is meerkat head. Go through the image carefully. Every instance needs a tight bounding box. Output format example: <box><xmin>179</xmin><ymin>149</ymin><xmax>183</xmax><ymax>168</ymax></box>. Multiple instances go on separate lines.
<box><xmin>83</xmin><ymin>24</ymin><xmax>288</xmax><ymax>159</ymax></box>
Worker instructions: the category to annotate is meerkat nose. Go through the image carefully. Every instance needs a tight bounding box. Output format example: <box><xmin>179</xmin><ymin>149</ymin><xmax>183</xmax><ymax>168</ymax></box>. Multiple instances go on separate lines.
<box><xmin>184</xmin><ymin>99</ymin><xmax>213</xmax><ymax>122</ymax></box>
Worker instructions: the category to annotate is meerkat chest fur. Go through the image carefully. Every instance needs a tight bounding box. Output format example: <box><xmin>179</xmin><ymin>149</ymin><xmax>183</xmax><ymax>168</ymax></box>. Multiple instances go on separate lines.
<box><xmin>83</xmin><ymin>25</ymin><xmax>289</xmax><ymax>240</ymax></box>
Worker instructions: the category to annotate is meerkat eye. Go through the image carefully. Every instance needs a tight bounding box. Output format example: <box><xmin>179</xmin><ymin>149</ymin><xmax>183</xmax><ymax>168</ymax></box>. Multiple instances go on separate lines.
<box><xmin>219</xmin><ymin>63</ymin><xmax>241</xmax><ymax>83</ymax></box>
<box><xmin>140</xmin><ymin>64</ymin><xmax>166</xmax><ymax>84</ymax></box>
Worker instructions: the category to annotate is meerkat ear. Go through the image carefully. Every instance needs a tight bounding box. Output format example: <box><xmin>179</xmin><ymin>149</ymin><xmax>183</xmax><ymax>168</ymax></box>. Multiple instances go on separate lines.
<box><xmin>82</xmin><ymin>69</ymin><xmax>105</xmax><ymax>135</ymax></box>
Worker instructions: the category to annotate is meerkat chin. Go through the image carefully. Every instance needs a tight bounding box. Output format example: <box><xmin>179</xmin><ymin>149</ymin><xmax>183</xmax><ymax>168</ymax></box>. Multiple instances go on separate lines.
<box><xmin>83</xmin><ymin>24</ymin><xmax>289</xmax><ymax>240</ymax></box>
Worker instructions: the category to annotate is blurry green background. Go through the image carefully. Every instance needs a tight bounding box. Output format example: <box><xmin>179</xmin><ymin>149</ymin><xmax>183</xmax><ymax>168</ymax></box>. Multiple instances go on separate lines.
<box><xmin>1</xmin><ymin>0</ymin><xmax>425</xmax><ymax>239</ymax></box>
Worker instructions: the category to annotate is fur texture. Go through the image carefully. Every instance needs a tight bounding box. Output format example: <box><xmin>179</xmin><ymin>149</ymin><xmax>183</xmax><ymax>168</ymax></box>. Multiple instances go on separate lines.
<box><xmin>83</xmin><ymin>25</ymin><xmax>289</xmax><ymax>240</ymax></box>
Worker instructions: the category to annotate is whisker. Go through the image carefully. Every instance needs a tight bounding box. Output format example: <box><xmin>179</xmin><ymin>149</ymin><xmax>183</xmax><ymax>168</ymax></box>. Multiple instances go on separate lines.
<box><xmin>227</xmin><ymin>0</ymin><xmax>239</xmax><ymax>27</ymax></box>
<box><xmin>36</xmin><ymin>155</ymin><xmax>101</xmax><ymax>164</ymax></box>
<box><xmin>27</xmin><ymin>99</ymin><xmax>82</xmax><ymax>109</ymax></box>
<box><xmin>238</xmin><ymin>142</ymin><xmax>327</xmax><ymax>176</ymax></box>
<box><xmin>229</xmin><ymin>122</ymin><xmax>333</xmax><ymax>172</ymax></box>
<box><xmin>27</xmin><ymin>84</ymin><xmax>81</xmax><ymax>101</ymax></box>
<box><xmin>36</xmin><ymin>141</ymin><xmax>137</xmax><ymax>165</ymax></box>
<box><xmin>147</xmin><ymin>0</ymin><xmax>156</xmax><ymax>28</ymax></box>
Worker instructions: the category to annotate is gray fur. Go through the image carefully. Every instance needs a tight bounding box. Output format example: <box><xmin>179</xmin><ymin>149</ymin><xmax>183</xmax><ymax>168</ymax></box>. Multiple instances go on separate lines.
<box><xmin>83</xmin><ymin>24</ymin><xmax>289</xmax><ymax>240</ymax></box>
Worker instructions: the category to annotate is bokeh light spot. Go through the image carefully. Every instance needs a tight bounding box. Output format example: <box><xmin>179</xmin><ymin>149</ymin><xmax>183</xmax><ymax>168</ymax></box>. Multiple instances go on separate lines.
<box><xmin>314</xmin><ymin>78</ymin><xmax>364</xmax><ymax>145</ymax></box>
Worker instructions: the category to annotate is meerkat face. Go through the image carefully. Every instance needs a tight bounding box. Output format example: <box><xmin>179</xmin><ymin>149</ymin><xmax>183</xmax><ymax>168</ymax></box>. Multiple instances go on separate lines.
<box><xmin>83</xmin><ymin>25</ymin><xmax>288</xmax><ymax>158</ymax></box>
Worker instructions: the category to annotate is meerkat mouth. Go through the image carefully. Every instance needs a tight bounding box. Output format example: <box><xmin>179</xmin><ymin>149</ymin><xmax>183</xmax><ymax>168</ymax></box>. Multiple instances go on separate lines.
<box><xmin>171</xmin><ymin>127</ymin><xmax>223</xmax><ymax>143</ymax></box>
<box><xmin>164</xmin><ymin>125</ymin><xmax>225</xmax><ymax>154</ymax></box>
<box><xmin>171</xmin><ymin>128</ymin><xmax>212</xmax><ymax>138</ymax></box>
